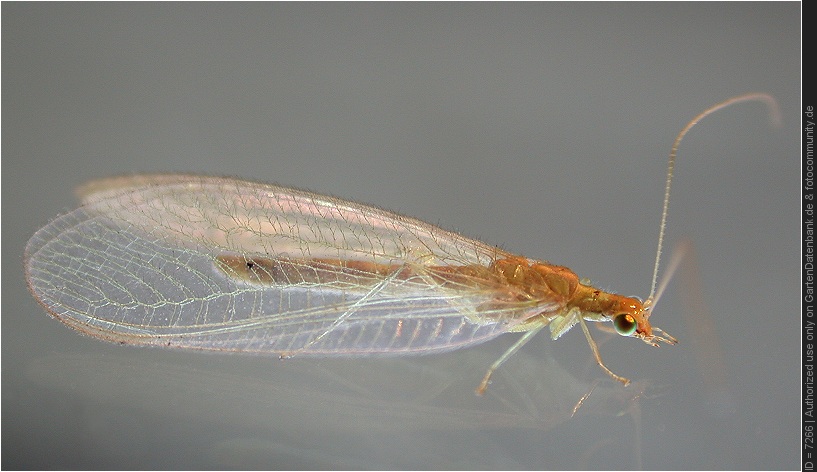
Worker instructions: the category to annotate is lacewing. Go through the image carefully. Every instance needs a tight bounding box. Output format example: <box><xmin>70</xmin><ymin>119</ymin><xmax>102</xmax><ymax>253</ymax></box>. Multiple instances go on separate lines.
<box><xmin>24</xmin><ymin>93</ymin><xmax>779</xmax><ymax>393</ymax></box>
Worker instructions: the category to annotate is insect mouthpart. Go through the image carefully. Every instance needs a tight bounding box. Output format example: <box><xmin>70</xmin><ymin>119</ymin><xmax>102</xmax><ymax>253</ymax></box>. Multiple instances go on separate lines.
<box><xmin>635</xmin><ymin>323</ymin><xmax>679</xmax><ymax>347</ymax></box>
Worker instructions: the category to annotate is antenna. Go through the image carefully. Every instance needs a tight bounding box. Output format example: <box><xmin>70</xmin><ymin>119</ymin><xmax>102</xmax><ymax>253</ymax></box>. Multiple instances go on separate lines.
<box><xmin>647</xmin><ymin>93</ymin><xmax>781</xmax><ymax>303</ymax></box>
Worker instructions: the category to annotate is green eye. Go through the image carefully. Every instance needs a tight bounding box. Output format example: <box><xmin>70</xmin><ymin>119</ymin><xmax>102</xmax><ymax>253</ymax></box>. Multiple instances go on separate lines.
<box><xmin>613</xmin><ymin>314</ymin><xmax>637</xmax><ymax>336</ymax></box>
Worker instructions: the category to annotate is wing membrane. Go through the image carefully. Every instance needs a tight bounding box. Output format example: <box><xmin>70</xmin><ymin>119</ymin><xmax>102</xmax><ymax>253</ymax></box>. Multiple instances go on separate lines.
<box><xmin>26</xmin><ymin>175</ymin><xmax>553</xmax><ymax>355</ymax></box>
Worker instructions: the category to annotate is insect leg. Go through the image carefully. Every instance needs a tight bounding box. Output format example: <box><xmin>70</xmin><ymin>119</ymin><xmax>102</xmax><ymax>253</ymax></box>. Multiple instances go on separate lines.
<box><xmin>475</xmin><ymin>324</ymin><xmax>545</xmax><ymax>395</ymax></box>
<box><xmin>578</xmin><ymin>314</ymin><xmax>630</xmax><ymax>386</ymax></box>
<box><xmin>294</xmin><ymin>262</ymin><xmax>408</xmax><ymax>354</ymax></box>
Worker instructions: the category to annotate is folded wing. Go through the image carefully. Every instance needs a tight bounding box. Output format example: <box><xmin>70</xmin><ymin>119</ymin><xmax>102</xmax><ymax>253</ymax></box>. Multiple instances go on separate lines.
<box><xmin>26</xmin><ymin>175</ymin><xmax>554</xmax><ymax>355</ymax></box>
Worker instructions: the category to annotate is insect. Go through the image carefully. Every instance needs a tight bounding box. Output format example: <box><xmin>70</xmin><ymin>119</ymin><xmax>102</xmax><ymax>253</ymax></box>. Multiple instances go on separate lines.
<box><xmin>24</xmin><ymin>93</ymin><xmax>779</xmax><ymax>394</ymax></box>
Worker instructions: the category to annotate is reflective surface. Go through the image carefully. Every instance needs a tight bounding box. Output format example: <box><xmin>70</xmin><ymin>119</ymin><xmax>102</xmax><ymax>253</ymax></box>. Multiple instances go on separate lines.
<box><xmin>23</xmin><ymin>348</ymin><xmax>649</xmax><ymax>469</ymax></box>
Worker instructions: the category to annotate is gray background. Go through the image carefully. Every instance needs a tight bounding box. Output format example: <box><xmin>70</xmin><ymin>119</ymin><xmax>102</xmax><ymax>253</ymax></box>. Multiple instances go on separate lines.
<box><xmin>3</xmin><ymin>3</ymin><xmax>799</xmax><ymax>469</ymax></box>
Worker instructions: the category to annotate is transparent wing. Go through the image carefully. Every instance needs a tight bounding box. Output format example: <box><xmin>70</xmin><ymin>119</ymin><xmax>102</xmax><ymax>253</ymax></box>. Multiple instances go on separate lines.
<box><xmin>25</xmin><ymin>175</ymin><xmax>555</xmax><ymax>356</ymax></box>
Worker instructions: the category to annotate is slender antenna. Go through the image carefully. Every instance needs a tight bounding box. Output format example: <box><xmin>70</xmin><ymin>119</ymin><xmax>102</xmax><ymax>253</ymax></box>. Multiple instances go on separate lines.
<box><xmin>647</xmin><ymin>93</ymin><xmax>781</xmax><ymax>301</ymax></box>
